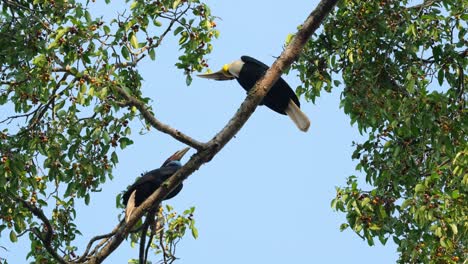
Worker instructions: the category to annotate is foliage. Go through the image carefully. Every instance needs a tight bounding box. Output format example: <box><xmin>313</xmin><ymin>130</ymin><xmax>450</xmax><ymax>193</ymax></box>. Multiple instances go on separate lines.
<box><xmin>291</xmin><ymin>0</ymin><xmax>467</xmax><ymax>263</ymax></box>
<box><xmin>0</xmin><ymin>0</ymin><xmax>217</xmax><ymax>262</ymax></box>
<box><xmin>127</xmin><ymin>206</ymin><xmax>198</xmax><ymax>264</ymax></box>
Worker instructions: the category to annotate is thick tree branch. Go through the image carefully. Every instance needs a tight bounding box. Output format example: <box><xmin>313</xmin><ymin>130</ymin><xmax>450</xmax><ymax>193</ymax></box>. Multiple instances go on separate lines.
<box><xmin>86</xmin><ymin>0</ymin><xmax>338</xmax><ymax>263</ymax></box>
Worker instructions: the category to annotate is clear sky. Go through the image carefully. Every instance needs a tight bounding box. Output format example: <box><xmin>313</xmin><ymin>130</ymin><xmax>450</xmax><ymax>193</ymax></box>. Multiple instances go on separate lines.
<box><xmin>3</xmin><ymin>0</ymin><xmax>398</xmax><ymax>263</ymax></box>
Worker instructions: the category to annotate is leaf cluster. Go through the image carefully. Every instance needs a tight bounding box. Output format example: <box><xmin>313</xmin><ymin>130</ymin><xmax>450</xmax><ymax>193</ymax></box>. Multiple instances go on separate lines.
<box><xmin>0</xmin><ymin>0</ymin><xmax>217</xmax><ymax>262</ymax></box>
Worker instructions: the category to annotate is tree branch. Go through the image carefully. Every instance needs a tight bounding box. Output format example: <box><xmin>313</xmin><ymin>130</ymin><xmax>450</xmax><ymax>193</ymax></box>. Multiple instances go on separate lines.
<box><xmin>73</xmin><ymin>230</ymin><xmax>118</xmax><ymax>263</ymax></box>
<box><xmin>86</xmin><ymin>0</ymin><xmax>338</xmax><ymax>263</ymax></box>
<box><xmin>11</xmin><ymin>196</ymin><xmax>67</xmax><ymax>264</ymax></box>
<box><xmin>113</xmin><ymin>85</ymin><xmax>207</xmax><ymax>151</ymax></box>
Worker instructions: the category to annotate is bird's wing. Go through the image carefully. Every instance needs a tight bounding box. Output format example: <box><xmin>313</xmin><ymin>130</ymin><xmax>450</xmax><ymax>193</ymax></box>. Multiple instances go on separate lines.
<box><xmin>132</xmin><ymin>167</ymin><xmax>178</xmax><ymax>185</ymax></box>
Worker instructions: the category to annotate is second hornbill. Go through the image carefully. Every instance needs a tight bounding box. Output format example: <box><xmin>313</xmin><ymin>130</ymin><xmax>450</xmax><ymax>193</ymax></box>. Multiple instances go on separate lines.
<box><xmin>122</xmin><ymin>147</ymin><xmax>190</xmax><ymax>222</ymax></box>
<box><xmin>198</xmin><ymin>56</ymin><xmax>310</xmax><ymax>132</ymax></box>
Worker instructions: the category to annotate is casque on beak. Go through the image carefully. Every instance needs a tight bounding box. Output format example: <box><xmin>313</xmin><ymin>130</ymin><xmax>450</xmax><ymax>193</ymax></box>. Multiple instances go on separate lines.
<box><xmin>169</xmin><ymin>147</ymin><xmax>190</xmax><ymax>161</ymax></box>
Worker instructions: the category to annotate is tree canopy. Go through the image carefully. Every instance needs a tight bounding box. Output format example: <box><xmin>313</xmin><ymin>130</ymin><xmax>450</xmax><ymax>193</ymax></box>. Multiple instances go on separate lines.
<box><xmin>292</xmin><ymin>0</ymin><xmax>466</xmax><ymax>263</ymax></box>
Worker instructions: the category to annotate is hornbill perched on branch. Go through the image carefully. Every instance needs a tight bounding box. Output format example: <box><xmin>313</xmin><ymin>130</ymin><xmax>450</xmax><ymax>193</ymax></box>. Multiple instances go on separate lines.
<box><xmin>198</xmin><ymin>55</ymin><xmax>310</xmax><ymax>132</ymax></box>
<box><xmin>122</xmin><ymin>147</ymin><xmax>190</xmax><ymax>223</ymax></box>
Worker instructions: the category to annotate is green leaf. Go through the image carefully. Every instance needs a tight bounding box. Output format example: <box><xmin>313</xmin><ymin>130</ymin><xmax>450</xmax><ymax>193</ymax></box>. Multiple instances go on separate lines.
<box><xmin>130</xmin><ymin>1</ymin><xmax>138</xmax><ymax>9</ymax></box>
<box><xmin>88</xmin><ymin>86</ymin><xmax>94</xmax><ymax>96</ymax></box>
<box><xmin>415</xmin><ymin>184</ymin><xmax>425</xmax><ymax>193</ymax></box>
<box><xmin>437</xmin><ymin>69</ymin><xmax>444</xmax><ymax>86</ymax></box>
<box><xmin>119</xmin><ymin>138</ymin><xmax>134</xmax><ymax>149</ymax></box>
<box><xmin>116</xmin><ymin>193</ymin><xmax>122</xmax><ymax>208</ymax></box>
<box><xmin>340</xmin><ymin>223</ymin><xmax>349</xmax><ymax>231</ymax></box>
<box><xmin>102</xmin><ymin>131</ymin><xmax>110</xmax><ymax>144</ymax></box>
<box><xmin>53</xmin><ymin>100</ymin><xmax>66</xmax><ymax>113</ymax></box>
<box><xmin>361</xmin><ymin>197</ymin><xmax>371</xmax><ymax>207</ymax></box>
<box><xmin>173</xmin><ymin>26</ymin><xmax>184</xmax><ymax>36</ymax></box>
<box><xmin>121</xmin><ymin>46</ymin><xmax>130</xmax><ymax>61</ymax></box>
<box><xmin>10</xmin><ymin>230</ymin><xmax>17</xmax><ymax>242</ymax></box>
<box><xmin>191</xmin><ymin>225</ymin><xmax>198</xmax><ymax>239</ymax></box>
<box><xmin>85</xmin><ymin>193</ymin><xmax>90</xmax><ymax>205</ymax></box>
<box><xmin>179</xmin><ymin>33</ymin><xmax>188</xmax><ymax>45</ymax></box>
<box><xmin>130</xmin><ymin>32</ymin><xmax>138</xmax><ymax>49</ymax></box>
<box><xmin>111</xmin><ymin>151</ymin><xmax>119</xmax><ymax>164</ymax></box>
<box><xmin>449</xmin><ymin>223</ymin><xmax>458</xmax><ymax>235</ymax></box>
<box><xmin>173</xmin><ymin>0</ymin><xmax>181</xmax><ymax>9</ymax></box>
<box><xmin>285</xmin><ymin>33</ymin><xmax>294</xmax><ymax>45</ymax></box>
<box><xmin>378</xmin><ymin>235</ymin><xmax>388</xmax><ymax>245</ymax></box>
<box><xmin>103</xmin><ymin>25</ymin><xmax>111</xmax><ymax>34</ymax></box>
<box><xmin>352</xmin><ymin>200</ymin><xmax>361</xmax><ymax>216</ymax></box>
<box><xmin>451</xmin><ymin>190</ymin><xmax>460</xmax><ymax>199</ymax></box>
<box><xmin>186</xmin><ymin>74</ymin><xmax>192</xmax><ymax>86</ymax></box>
<box><xmin>85</xmin><ymin>10</ymin><xmax>92</xmax><ymax>23</ymax></box>
<box><xmin>149</xmin><ymin>49</ymin><xmax>156</xmax><ymax>60</ymax></box>
<box><xmin>406</xmin><ymin>78</ymin><xmax>415</xmax><ymax>93</ymax></box>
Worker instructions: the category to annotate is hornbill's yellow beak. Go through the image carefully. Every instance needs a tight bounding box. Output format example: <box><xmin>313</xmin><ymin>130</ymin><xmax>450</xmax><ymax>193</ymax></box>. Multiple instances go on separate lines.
<box><xmin>197</xmin><ymin>64</ymin><xmax>236</xmax><ymax>81</ymax></box>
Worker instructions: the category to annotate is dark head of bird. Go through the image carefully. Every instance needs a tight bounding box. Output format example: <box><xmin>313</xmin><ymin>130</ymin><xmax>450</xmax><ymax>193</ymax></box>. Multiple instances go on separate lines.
<box><xmin>197</xmin><ymin>56</ymin><xmax>310</xmax><ymax>132</ymax></box>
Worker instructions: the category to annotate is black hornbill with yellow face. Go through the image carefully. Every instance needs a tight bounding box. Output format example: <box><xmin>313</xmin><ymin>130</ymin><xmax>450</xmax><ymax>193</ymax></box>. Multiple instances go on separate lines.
<box><xmin>122</xmin><ymin>147</ymin><xmax>190</xmax><ymax>222</ymax></box>
<box><xmin>198</xmin><ymin>56</ymin><xmax>310</xmax><ymax>132</ymax></box>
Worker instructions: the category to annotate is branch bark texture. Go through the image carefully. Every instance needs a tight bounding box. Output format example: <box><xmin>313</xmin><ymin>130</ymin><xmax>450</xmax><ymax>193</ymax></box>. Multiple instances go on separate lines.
<box><xmin>87</xmin><ymin>0</ymin><xmax>338</xmax><ymax>262</ymax></box>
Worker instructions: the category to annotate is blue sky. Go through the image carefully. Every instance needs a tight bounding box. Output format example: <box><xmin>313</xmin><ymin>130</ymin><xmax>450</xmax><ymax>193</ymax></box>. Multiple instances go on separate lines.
<box><xmin>3</xmin><ymin>0</ymin><xmax>399</xmax><ymax>263</ymax></box>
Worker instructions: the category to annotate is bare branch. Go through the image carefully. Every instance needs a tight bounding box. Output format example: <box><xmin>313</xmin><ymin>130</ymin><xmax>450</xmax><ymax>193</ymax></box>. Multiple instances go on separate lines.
<box><xmin>73</xmin><ymin>229</ymin><xmax>118</xmax><ymax>263</ymax></box>
<box><xmin>85</xmin><ymin>0</ymin><xmax>338</xmax><ymax>263</ymax></box>
<box><xmin>113</xmin><ymin>85</ymin><xmax>207</xmax><ymax>151</ymax></box>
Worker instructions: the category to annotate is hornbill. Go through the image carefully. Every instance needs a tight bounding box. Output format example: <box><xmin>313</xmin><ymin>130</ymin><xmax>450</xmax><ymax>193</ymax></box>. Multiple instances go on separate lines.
<box><xmin>122</xmin><ymin>147</ymin><xmax>190</xmax><ymax>223</ymax></box>
<box><xmin>198</xmin><ymin>56</ymin><xmax>310</xmax><ymax>132</ymax></box>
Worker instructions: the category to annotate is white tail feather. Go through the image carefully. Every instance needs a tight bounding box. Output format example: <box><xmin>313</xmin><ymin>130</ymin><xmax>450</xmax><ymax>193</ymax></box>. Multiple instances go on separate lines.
<box><xmin>285</xmin><ymin>100</ymin><xmax>310</xmax><ymax>132</ymax></box>
<box><xmin>125</xmin><ymin>190</ymin><xmax>136</xmax><ymax>223</ymax></box>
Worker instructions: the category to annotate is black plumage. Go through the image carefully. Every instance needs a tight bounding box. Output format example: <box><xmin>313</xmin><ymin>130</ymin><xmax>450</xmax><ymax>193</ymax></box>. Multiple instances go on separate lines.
<box><xmin>122</xmin><ymin>147</ymin><xmax>189</xmax><ymax>222</ymax></box>
<box><xmin>122</xmin><ymin>164</ymin><xmax>183</xmax><ymax>207</ymax></box>
<box><xmin>236</xmin><ymin>56</ymin><xmax>300</xmax><ymax>115</ymax></box>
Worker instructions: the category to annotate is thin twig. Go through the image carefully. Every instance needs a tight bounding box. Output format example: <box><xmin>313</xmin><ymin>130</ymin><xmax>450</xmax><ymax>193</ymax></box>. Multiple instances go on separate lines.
<box><xmin>73</xmin><ymin>230</ymin><xmax>118</xmax><ymax>263</ymax></box>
